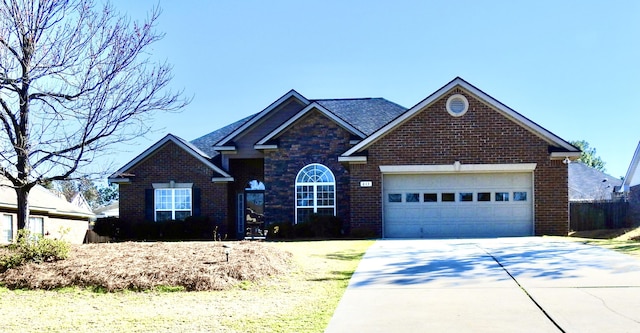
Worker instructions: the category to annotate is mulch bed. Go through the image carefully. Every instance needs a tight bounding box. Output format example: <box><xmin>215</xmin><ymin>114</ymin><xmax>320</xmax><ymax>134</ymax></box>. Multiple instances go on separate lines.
<box><xmin>0</xmin><ymin>241</ymin><xmax>292</xmax><ymax>291</ymax></box>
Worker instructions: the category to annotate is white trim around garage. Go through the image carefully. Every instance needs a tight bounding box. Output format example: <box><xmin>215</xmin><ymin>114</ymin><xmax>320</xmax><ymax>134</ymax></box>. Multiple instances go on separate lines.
<box><xmin>379</xmin><ymin>163</ymin><xmax>537</xmax><ymax>174</ymax></box>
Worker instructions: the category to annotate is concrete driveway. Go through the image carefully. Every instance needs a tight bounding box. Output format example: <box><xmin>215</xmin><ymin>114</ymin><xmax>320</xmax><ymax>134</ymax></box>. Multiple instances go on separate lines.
<box><xmin>325</xmin><ymin>238</ymin><xmax>640</xmax><ymax>333</ymax></box>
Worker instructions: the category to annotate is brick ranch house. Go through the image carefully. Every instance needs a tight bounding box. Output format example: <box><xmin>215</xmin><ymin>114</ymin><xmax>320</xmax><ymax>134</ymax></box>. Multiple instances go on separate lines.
<box><xmin>108</xmin><ymin>77</ymin><xmax>581</xmax><ymax>239</ymax></box>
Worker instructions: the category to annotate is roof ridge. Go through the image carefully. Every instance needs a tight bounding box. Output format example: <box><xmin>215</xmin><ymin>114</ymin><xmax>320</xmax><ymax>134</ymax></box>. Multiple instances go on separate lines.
<box><xmin>313</xmin><ymin>97</ymin><xmax>381</xmax><ymax>101</ymax></box>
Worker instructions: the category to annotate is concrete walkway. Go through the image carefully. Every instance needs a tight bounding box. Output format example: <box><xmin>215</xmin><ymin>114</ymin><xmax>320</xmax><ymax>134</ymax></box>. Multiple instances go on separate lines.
<box><xmin>325</xmin><ymin>238</ymin><xmax>640</xmax><ymax>333</ymax></box>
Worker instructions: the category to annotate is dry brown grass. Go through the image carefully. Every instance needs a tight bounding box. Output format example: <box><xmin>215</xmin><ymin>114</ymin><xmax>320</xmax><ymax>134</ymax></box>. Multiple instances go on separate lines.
<box><xmin>0</xmin><ymin>241</ymin><xmax>292</xmax><ymax>291</ymax></box>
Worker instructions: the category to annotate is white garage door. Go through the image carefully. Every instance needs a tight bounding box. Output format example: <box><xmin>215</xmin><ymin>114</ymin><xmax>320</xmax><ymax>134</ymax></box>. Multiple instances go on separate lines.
<box><xmin>383</xmin><ymin>173</ymin><xmax>533</xmax><ymax>238</ymax></box>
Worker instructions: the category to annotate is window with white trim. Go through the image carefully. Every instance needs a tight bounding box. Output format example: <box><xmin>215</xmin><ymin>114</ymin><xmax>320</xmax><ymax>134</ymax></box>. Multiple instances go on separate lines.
<box><xmin>295</xmin><ymin>163</ymin><xmax>336</xmax><ymax>223</ymax></box>
<box><xmin>154</xmin><ymin>187</ymin><xmax>192</xmax><ymax>221</ymax></box>
<box><xmin>2</xmin><ymin>214</ymin><xmax>13</xmax><ymax>243</ymax></box>
<box><xmin>28</xmin><ymin>217</ymin><xmax>44</xmax><ymax>236</ymax></box>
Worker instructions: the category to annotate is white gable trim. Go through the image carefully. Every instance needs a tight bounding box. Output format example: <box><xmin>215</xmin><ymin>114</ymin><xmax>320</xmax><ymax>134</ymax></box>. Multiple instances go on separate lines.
<box><xmin>255</xmin><ymin>102</ymin><xmax>365</xmax><ymax>148</ymax></box>
<box><xmin>342</xmin><ymin>77</ymin><xmax>579</xmax><ymax>157</ymax></box>
<box><xmin>619</xmin><ymin>141</ymin><xmax>640</xmax><ymax>192</ymax></box>
<box><xmin>215</xmin><ymin>90</ymin><xmax>310</xmax><ymax>147</ymax></box>
<box><xmin>108</xmin><ymin>134</ymin><xmax>233</xmax><ymax>182</ymax></box>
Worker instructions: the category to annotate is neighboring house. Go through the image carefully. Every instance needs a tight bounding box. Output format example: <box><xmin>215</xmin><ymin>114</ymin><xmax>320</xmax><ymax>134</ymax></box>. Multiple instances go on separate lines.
<box><xmin>70</xmin><ymin>193</ymin><xmax>93</xmax><ymax>213</ymax></box>
<box><xmin>109</xmin><ymin>77</ymin><xmax>581</xmax><ymax>239</ymax></box>
<box><xmin>569</xmin><ymin>162</ymin><xmax>622</xmax><ymax>201</ymax></box>
<box><xmin>618</xmin><ymin>141</ymin><xmax>640</xmax><ymax>225</ymax></box>
<box><xmin>94</xmin><ymin>201</ymin><xmax>120</xmax><ymax>219</ymax></box>
<box><xmin>0</xmin><ymin>178</ymin><xmax>94</xmax><ymax>244</ymax></box>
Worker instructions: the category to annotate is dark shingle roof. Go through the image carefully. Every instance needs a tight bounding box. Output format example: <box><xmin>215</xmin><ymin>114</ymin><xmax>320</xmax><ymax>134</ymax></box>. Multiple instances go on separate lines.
<box><xmin>189</xmin><ymin>96</ymin><xmax>407</xmax><ymax>156</ymax></box>
<box><xmin>190</xmin><ymin>114</ymin><xmax>256</xmax><ymax>156</ymax></box>
<box><xmin>569</xmin><ymin>162</ymin><xmax>622</xmax><ymax>201</ymax></box>
<box><xmin>314</xmin><ymin>98</ymin><xmax>407</xmax><ymax>136</ymax></box>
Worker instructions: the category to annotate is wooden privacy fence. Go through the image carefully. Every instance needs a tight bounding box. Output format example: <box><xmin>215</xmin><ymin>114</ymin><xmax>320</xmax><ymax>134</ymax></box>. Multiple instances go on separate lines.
<box><xmin>570</xmin><ymin>200</ymin><xmax>629</xmax><ymax>231</ymax></box>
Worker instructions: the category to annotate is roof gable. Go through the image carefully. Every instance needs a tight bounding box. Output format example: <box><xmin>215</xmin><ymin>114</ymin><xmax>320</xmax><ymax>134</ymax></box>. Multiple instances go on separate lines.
<box><xmin>108</xmin><ymin>134</ymin><xmax>233</xmax><ymax>183</ymax></box>
<box><xmin>341</xmin><ymin>77</ymin><xmax>580</xmax><ymax>159</ymax></box>
<box><xmin>255</xmin><ymin>102</ymin><xmax>366</xmax><ymax>147</ymax></box>
<box><xmin>214</xmin><ymin>90</ymin><xmax>310</xmax><ymax>148</ymax></box>
<box><xmin>620</xmin><ymin>141</ymin><xmax>640</xmax><ymax>192</ymax></box>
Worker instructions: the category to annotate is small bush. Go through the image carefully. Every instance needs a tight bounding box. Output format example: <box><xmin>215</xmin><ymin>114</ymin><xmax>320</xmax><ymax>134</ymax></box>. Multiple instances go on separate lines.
<box><xmin>267</xmin><ymin>222</ymin><xmax>293</xmax><ymax>240</ymax></box>
<box><xmin>306</xmin><ymin>214</ymin><xmax>343</xmax><ymax>238</ymax></box>
<box><xmin>267</xmin><ymin>215</ymin><xmax>344</xmax><ymax>239</ymax></box>
<box><xmin>0</xmin><ymin>230</ymin><xmax>70</xmax><ymax>271</ymax></box>
<box><xmin>93</xmin><ymin>217</ymin><xmax>129</xmax><ymax>239</ymax></box>
<box><xmin>95</xmin><ymin>216</ymin><xmax>217</xmax><ymax>241</ymax></box>
<box><xmin>349</xmin><ymin>227</ymin><xmax>377</xmax><ymax>239</ymax></box>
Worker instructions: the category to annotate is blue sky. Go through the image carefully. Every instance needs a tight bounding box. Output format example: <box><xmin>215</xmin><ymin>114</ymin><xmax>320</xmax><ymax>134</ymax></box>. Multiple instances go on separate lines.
<box><xmin>108</xmin><ymin>0</ymin><xmax>639</xmax><ymax>179</ymax></box>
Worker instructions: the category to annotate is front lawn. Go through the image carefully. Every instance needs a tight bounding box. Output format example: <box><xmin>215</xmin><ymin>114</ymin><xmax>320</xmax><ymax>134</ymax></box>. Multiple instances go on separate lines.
<box><xmin>0</xmin><ymin>240</ymin><xmax>373</xmax><ymax>333</ymax></box>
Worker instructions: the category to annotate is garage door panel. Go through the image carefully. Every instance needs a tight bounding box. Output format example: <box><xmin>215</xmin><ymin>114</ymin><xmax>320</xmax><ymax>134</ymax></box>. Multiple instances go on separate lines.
<box><xmin>383</xmin><ymin>173</ymin><xmax>533</xmax><ymax>238</ymax></box>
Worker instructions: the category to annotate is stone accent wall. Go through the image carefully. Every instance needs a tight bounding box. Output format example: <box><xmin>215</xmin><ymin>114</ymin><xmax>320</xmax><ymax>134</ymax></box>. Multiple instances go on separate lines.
<box><xmin>118</xmin><ymin>141</ymin><xmax>228</xmax><ymax>229</ymax></box>
<box><xmin>264</xmin><ymin>109</ymin><xmax>352</xmax><ymax>228</ymax></box>
<box><xmin>348</xmin><ymin>88</ymin><xmax>569</xmax><ymax>236</ymax></box>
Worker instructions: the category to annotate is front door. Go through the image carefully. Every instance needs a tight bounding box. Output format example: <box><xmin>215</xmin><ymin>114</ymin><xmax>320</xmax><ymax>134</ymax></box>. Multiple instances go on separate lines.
<box><xmin>245</xmin><ymin>190</ymin><xmax>265</xmax><ymax>239</ymax></box>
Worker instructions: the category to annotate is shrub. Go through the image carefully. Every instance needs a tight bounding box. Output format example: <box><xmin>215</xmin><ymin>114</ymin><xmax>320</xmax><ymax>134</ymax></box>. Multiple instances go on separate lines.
<box><xmin>306</xmin><ymin>214</ymin><xmax>343</xmax><ymax>238</ymax></box>
<box><xmin>349</xmin><ymin>227</ymin><xmax>377</xmax><ymax>239</ymax></box>
<box><xmin>93</xmin><ymin>217</ymin><xmax>129</xmax><ymax>239</ymax></box>
<box><xmin>96</xmin><ymin>216</ymin><xmax>217</xmax><ymax>241</ymax></box>
<box><xmin>0</xmin><ymin>230</ymin><xmax>70</xmax><ymax>271</ymax></box>
<box><xmin>266</xmin><ymin>215</ymin><xmax>344</xmax><ymax>239</ymax></box>
<box><xmin>267</xmin><ymin>222</ymin><xmax>293</xmax><ymax>240</ymax></box>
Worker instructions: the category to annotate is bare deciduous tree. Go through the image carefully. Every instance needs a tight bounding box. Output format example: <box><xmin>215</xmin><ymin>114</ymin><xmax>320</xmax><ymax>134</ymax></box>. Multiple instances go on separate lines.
<box><xmin>0</xmin><ymin>0</ymin><xmax>188</xmax><ymax>231</ymax></box>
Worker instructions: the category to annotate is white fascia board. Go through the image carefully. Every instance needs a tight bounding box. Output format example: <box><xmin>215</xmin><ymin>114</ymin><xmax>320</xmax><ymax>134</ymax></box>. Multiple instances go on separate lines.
<box><xmin>550</xmin><ymin>152</ymin><xmax>582</xmax><ymax>160</ymax></box>
<box><xmin>379</xmin><ymin>163</ymin><xmax>537</xmax><ymax>174</ymax></box>
<box><xmin>212</xmin><ymin>177</ymin><xmax>234</xmax><ymax>183</ymax></box>
<box><xmin>342</xmin><ymin>77</ymin><xmax>579</xmax><ymax>157</ymax></box>
<box><xmin>213</xmin><ymin>146</ymin><xmax>237</xmax><ymax>152</ymax></box>
<box><xmin>337</xmin><ymin>156</ymin><xmax>367</xmax><ymax>164</ymax></box>
<box><xmin>620</xmin><ymin>141</ymin><xmax>640</xmax><ymax>192</ymax></box>
<box><xmin>216</xmin><ymin>90</ymin><xmax>310</xmax><ymax>146</ymax></box>
<box><xmin>254</xmin><ymin>144</ymin><xmax>278</xmax><ymax>150</ymax></box>
<box><xmin>256</xmin><ymin>102</ymin><xmax>365</xmax><ymax>145</ymax></box>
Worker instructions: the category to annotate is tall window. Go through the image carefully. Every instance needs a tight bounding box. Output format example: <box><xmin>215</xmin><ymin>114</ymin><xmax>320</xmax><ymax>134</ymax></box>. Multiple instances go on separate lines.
<box><xmin>28</xmin><ymin>217</ymin><xmax>44</xmax><ymax>236</ymax></box>
<box><xmin>155</xmin><ymin>188</ymin><xmax>192</xmax><ymax>221</ymax></box>
<box><xmin>2</xmin><ymin>214</ymin><xmax>12</xmax><ymax>243</ymax></box>
<box><xmin>295</xmin><ymin>163</ymin><xmax>336</xmax><ymax>223</ymax></box>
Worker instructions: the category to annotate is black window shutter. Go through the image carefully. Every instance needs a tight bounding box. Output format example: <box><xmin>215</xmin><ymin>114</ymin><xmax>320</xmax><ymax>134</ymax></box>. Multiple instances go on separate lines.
<box><xmin>193</xmin><ymin>188</ymin><xmax>201</xmax><ymax>216</ymax></box>
<box><xmin>144</xmin><ymin>189</ymin><xmax>154</xmax><ymax>221</ymax></box>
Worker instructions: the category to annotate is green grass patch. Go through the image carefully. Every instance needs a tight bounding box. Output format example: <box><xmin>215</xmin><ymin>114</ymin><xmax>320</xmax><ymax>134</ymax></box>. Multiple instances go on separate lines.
<box><xmin>573</xmin><ymin>239</ymin><xmax>640</xmax><ymax>259</ymax></box>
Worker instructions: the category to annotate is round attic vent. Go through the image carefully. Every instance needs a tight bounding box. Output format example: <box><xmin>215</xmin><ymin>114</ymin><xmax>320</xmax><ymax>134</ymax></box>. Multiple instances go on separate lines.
<box><xmin>446</xmin><ymin>94</ymin><xmax>469</xmax><ymax>117</ymax></box>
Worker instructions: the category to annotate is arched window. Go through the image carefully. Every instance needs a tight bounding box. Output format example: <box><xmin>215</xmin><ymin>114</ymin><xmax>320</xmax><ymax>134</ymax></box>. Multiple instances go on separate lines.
<box><xmin>295</xmin><ymin>163</ymin><xmax>336</xmax><ymax>223</ymax></box>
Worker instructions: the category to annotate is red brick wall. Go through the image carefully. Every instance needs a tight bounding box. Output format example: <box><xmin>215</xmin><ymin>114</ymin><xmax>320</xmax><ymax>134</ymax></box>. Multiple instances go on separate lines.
<box><xmin>118</xmin><ymin>141</ymin><xmax>228</xmax><ymax>229</ymax></box>
<box><xmin>349</xmin><ymin>88</ymin><xmax>569</xmax><ymax>236</ymax></box>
